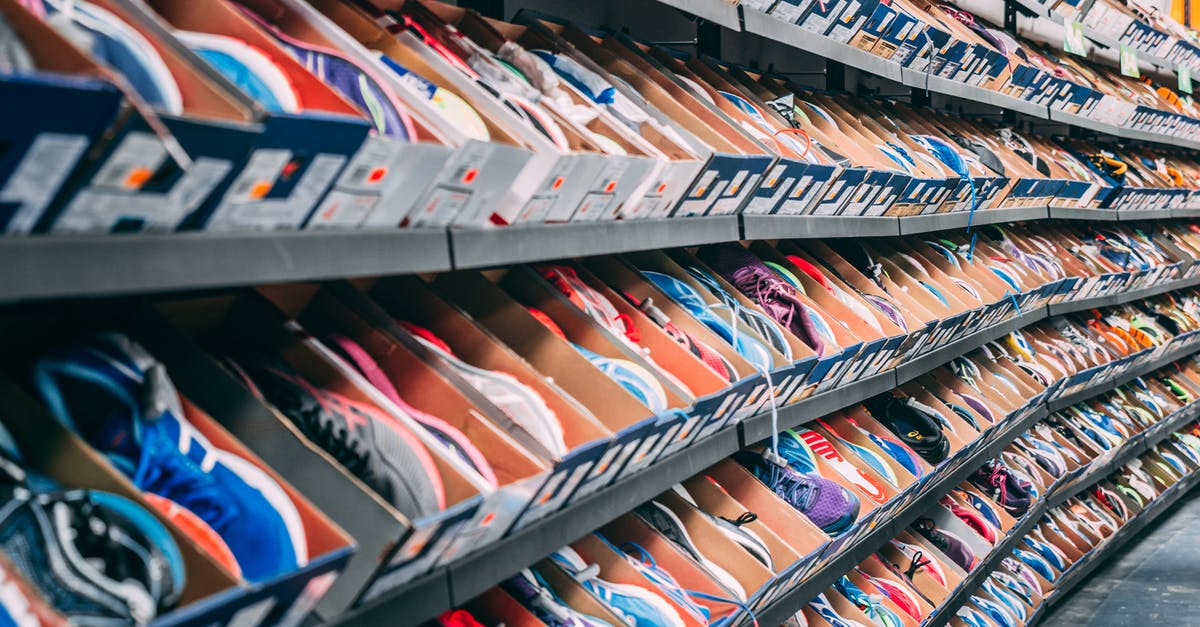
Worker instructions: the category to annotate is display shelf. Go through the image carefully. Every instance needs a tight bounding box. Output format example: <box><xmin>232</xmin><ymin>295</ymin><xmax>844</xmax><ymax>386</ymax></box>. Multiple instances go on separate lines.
<box><xmin>1118</xmin><ymin>208</ymin><xmax>1177</xmax><ymax>220</ymax></box>
<box><xmin>450</xmin><ymin>215</ymin><xmax>741</xmax><ymax>270</ymax></box>
<box><xmin>924</xmin><ymin>73</ymin><xmax>1052</xmax><ymax>118</ymax></box>
<box><xmin>894</xmin><ymin>307</ymin><xmax>1046</xmax><ymax>385</ymax></box>
<box><xmin>1046</xmin><ymin>205</ymin><xmax>1120</xmax><ymax>221</ymax></box>
<box><xmin>1048</xmin><ymin>273</ymin><xmax>1200</xmax><ymax>315</ymax></box>
<box><xmin>740</xmin><ymin>214</ymin><xmax>900</xmax><ymax>239</ymax></box>
<box><xmin>897</xmin><ymin>206</ymin><xmax>1050</xmax><ymax>234</ymax></box>
<box><xmin>751</xmin><ymin>404</ymin><xmax>1051</xmax><ymax>626</ymax></box>
<box><xmin>1047</xmin><ymin>338</ymin><xmax>1200</xmax><ymax>412</ymax></box>
<box><xmin>739</xmin><ymin>369</ymin><xmax>897</xmax><ymax>446</ymax></box>
<box><xmin>1173</xmin><ymin>206</ymin><xmax>1200</xmax><ymax>218</ymax></box>
<box><xmin>0</xmin><ymin>229</ymin><xmax>453</xmax><ymax>304</ymax></box>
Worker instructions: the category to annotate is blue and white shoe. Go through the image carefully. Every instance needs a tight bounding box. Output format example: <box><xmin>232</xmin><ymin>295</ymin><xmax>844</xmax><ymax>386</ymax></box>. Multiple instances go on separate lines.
<box><xmin>1013</xmin><ymin>548</ymin><xmax>1057</xmax><ymax>581</ymax></box>
<box><xmin>956</xmin><ymin>490</ymin><xmax>1004</xmax><ymax>530</ymax></box>
<box><xmin>549</xmin><ymin>546</ymin><xmax>685</xmax><ymax>627</ymax></box>
<box><xmin>970</xmin><ymin>597</ymin><xmax>1016</xmax><ymax>627</ymax></box>
<box><xmin>834</xmin><ymin>576</ymin><xmax>904</xmax><ymax>627</ymax></box>
<box><xmin>809</xmin><ymin>593</ymin><xmax>870</xmax><ymax>627</ymax></box>
<box><xmin>612</xmin><ymin>540</ymin><xmax>710</xmax><ymax>625</ymax></box>
<box><xmin>778</xmin><ymin>430</ymin><xmax>820</xmax><ymax>474</ymax></box>
<box><xmin>866</xmin><ymin>432</ymin><xmax>925</xmax><ymax>479</ymax></box>
<box><xmin>33</xmin><ymin>333</ymin><xmax>306</xmax><ymax>582</ymax></box>
<box><xmin>833</xmin><ymin>435</ymin><xmax>900</xmax><ymax>488</ymax></box>
<box><xmin>956</xmin><ymin>605</ymin><xmax>991</xmax><ymax>627</ymax></box>
<box><xmin>981</xmin><ymin>578</ymin><xmax>1027</xmax><ymax>621</ymax></box>
<box><xmin>502</xmin><ymin>567</ymin><xmax>614</xmax><ymax>627</ymax></box>
<box><xmin>573</xmin><ymin>345</ymin><xmax>668</xmax><ymax>413</ymax></box>
<box><xmin>1023</xmin><ymin>536</ymin><xmax>1067</xmax><ymax>571</ymax></box>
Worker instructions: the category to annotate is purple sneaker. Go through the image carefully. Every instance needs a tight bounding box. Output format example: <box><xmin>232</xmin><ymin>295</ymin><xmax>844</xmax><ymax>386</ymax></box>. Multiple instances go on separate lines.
<box><xmin>970</xmin><ymin>461</ymin><xmax>1032</xmax><ymax>517</ymax></box>
<box><xmin>698</xmin><ymin>244</ymin><xmax>834</xmax><ymax>356</ymax></box>
<box><xmin>915</xmin><ymin>518</ymin><xmax>976</xmax><ymax>571</ymax></box>
<box><xmin>734</xmin><ymin>450</ymin><xmax>860</xmax><ymax>535</ymax></box>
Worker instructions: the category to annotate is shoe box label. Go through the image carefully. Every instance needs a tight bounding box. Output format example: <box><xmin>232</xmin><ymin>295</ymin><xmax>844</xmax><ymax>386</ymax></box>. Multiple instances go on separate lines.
<box><xmin>785</xmin><ymin>164</ymin><xmax>837</xmax><ymax>215</ymax></box>
<box><xmin>746</xmin><ymin>159</ymin><xmax>809</xmax><ymax>215</ymax></box>
<box><xmin>843</xmin><ymin>172</ymin><xmax>887</xmax><ymax>216</ymax></box>
<box><xmin>770</xmin><ymin>0</ymin><xmax>815</xmax><ymax>23</ymax></box>
<box><xmin>864</xmin><ymin>173</ymin><xmax>909</xmax><ymax>217</ymax></box>
<box><xmin>366</xmin><ymin>505</ymin><xmax>478</xmax><ymax>601</ymax></box>
<box><xmin>313</xmin><ymin>137</ymin><xmax>453</xmax><ymax>230</ymax></box>
<box><xmin>202</xmin><ymin>148</ymin><xmax>346</xmax><ymax>231</ymax></box>
<box><xmin>827</xmin><ymin>0</ymin><xmax>870</xmax><ymax>43</ymax></box>
<box><xmin>850</xmin><ymin>2</ymin><xmax>894</xmax><ymax>52</ymax></box>
<box><xmin>815</xmin><ymin>168</ymin><xmax>869</xmax><ymax>215</ymax></box>
<box><xmin>0</xmin><ymin>132</ymin><xmax>91</xmax><ymax>234</ymax></box>
<box><xmin>51</xmin><ymin>130</ymin><xmax>232</xmax><ymax>234</ymax></box>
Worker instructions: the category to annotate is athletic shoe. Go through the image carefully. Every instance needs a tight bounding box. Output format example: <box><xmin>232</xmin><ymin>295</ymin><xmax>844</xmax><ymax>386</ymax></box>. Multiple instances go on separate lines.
<box><xmin>616</xmin><ymin>541</ymin><xmax>717</xmax><ymax>625</ymax></box>
<box><xmin>621</xmin><ymin>294</ymin><xmax>739</xmax><ymax>383</ymax></box>
<box><xmin>142</xmin><ymin>492</ymin><xmax>240</xmax><ymax>579</ymax></box>
<box><xmin>914</xmin><ymin>518</ymin><xmax>976</xmax><ymax>571</ymax></box>
<box><xmin>0</xmin><ymin>453</ymin><xmax>185</xmax><ymax>624</ymax></box>
<box><xmin>699</xmin><ymin>244</ymin><xmax>835</xmax><ymax>356</ymax></box>
<box><xmin>939</xmin><ymin>496</ymin><xmax>996</xmax><ymax>543</ymax></box>
<box><xmin>971</xmin><ymin>597</ymin><xmax>1016</xmax><ymax>627</ymax></box>
<box><xmin>634</xmin><ymin>502</ymin><xmax>746</xmax><ymax>600</ymax></box>
<box><xmin>574</xmin><ymin>344</ymin><xmax>668</xmax><ymax>413</ymax></box>
<box><xmin>790</xmin><ymin>429</ymin><xmax>889</xmax><ymax>505</ymax></box>
<box><xmin>734</xmin><ymin>450</ymin><xmax>860</xmax><ymax>536</ymax></box>
<box><xmin>981</xmin><ymin>579</ymin><xmax>1027</xmax><ymax>621</ymax></box>
<box><xmin>862</xmin><ymin>427</ymin><xmax>926</xmax><ymax>479</ymax></box>
<box><xmin>237</xmin><ymin>6</ymin><xmax>414</xmax><ymax>140</ymax></box>
<box><xmin>970</xmin><ymin>461</ymin><xmax>1032</xmax><ymax>517</ymax></box>
<box><xmin>1013</xmin><ymin>548</ymin><xmax>1057</xmax><ymax>581</ymax></box>
<box><xmin>809</xmin><ymin>593</ymin><xmax>870</xmax><ymax>627</ymax></box>
<box><xmin>1021</xmin><ymin>436</ymin><xmax>1067</xmax><ymax>477</ymax></box>
<box><xmin>229</xmin><ymin>354</ymin><xmax>444</xmax><ymax>520</ymax></box>
<box><xmin>992</xmin><ymin>572</ymin><xmax>1034</xmax><ymax>607</ymax></box>
<box><xmin>438</xmin><ymin>609</ymin><xmax>490</xmax><ymax>627</ymax></box>
<box><xmin>855</xmin><ymin>571</ymin><xmax>923</xmax><ymax>621</ymax></box>
<box><xmin>819</xmin><ymin>419</ymin><xmax>901</xmax><ymax>487</ymax></box>
<box><xmin>33</xmin><ymin>334</ymin><xmax>306</xmax><ymax>582</ymax></box>
<box><xmin>954</xmin><ymin>490</ymin><xmax>1004</xmax><ymax>530</ymax></box>
<box><xmin>540</xmin><ymin>265</ymin><xmax>641</xmax><ymax>347</ymax></box>
<box><xmin>398</xmin><ymin>322</ymin><xmax>568</xmax><ymax>457</ymax></box>
<box><xmin>685</xmin><ymin>265</ymin><xmax>795</xmax><ymax>362</ymax></box>
<box><xmin>1093</xmin><ymin>485</ymin><xmax>1130</xmax><ymax>520</ymax></box>
<box><xmin>1022</xmin><ymin>536</ymin><xmax>1067</xmax><ymax>571</ymax></box>
<box><xmin>667</xmin><ymin>484</ymin><xmax>774</xmax><ymax>570</ymax></box>
<box><xmin>501</xmin><ymin>567</ymin><xmax>614</xmax><ymax>627</ymax></box>
<box><xmin>886</xmin><ymin>539</ymin><xmax>947</xmax><ymax>587</ymax></box>
<box><xmin>175</xmin><ymin>30</ymin><xmax>300</xmax><ymax>113</ymax></box>
<box><xmin>870</xmin><ymin>398</ymin><xmax>949</xmax><ymax>464</ymax></box>
<box><xmin>642</xmin><ymin>270</ymin><xmax>774</xmax><ymax>371</ymax></box>
<box><xmin>323</xmin><ymin>334</ymin><xmax>498</xmax><ymax>486</ymax></box>
<box><xmin>549</xmin><ymin>546</ymin><xmax>685</xmax><ymax>627</ymax></box>
<box><xmin>834</xmin><ymin>576</ymin><xmax>903</xmax><ymax>627</ymax></box>
<box><xmin>1001</xmin><ymin>556</ymin><xmax>1042</xmax><ymax>595</ymax></box>
<box><xmin>957</xmin><ymin>605</ymin><xmax>991</xmax><ymax>627</ymax></box>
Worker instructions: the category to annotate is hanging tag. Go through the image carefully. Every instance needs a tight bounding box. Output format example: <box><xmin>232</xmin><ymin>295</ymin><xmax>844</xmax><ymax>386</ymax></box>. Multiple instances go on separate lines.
<box><xmin>1180</xmin><ymin>65</ymin><xmax>1193</xmax><ymax>94</ymax></box>
<box><xmin>1064</xmin><ymin>20</ymin><xmax>1087</xmax><ymax>56</ymax></box>
<box><xmin>1120</xmin><ymin>45</ymin><xmax>1140</xmax><ymax>78</ymax></box>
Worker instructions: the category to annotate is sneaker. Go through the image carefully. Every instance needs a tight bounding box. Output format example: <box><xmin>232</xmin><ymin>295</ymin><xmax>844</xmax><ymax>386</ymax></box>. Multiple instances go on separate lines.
<box><xmin>237</xmin><ymin>5</ymin><xmax>413</xmax><ymax>140</ymax></box>
<box><xmin>861</xmin><ymin>428</ymin><xmax>925</xmax><ymax>479</ymax></box>
<box><xmin>673</xmin><ymin>484</ymin><xmax>774</xmax><ymax>570</ymax></box>
<box><xmin>33</xmin><ymin>334</ymin><xmax>306</xmax><ymax>582</ymax></box>
<box><xmin>981</xmin><ymin>579</ymin><xmax>1027</xmax><ymax>621</ymax></box>
<box><xmin>939</xmin><ymin>496</ymin><xmax>996</xmax><ymax>543</ymax></box>
<box><xmin>833</xmin><ymin>576</ymin><xmax>904</xmax><ymax>627</ymax></box>
<box><xmin>142</xmin><ymin>492</ymin><xmax>240</xmax><ymax>579</ymax></box>
<box><xmin>615</xmin><ymin>541</ymin><xmax>717</xmax><ymax>625</ymax></box>
<box><xmin>956</xmin><ymin>605</ymin><xmax>991</xmax><ymax>627</ymax></box>
<box><xmin>549</xmin><ymin>546</ymin><xmax>685</xmax><ymax>627</ymax></box>
<box><xmin>819</xmin><ymin>420</ymin><xmax>900</xmax><ymax>488</ymax></box>
<box><xmin>809</xmin><ymin>593</ymin><xmax>870</xmax><ymax>627</ymax></box>
<box><xmin>501</xmin><ymin>567</ymin><xmax>614</xmax><ymax>627</ymax></box>
<box><xmin>0</xmin><ymin>456</ymin><xmax>185</xmax><ymax>624</ymax></box>
<box><xmin>971</xmin><ymin>597</ymin><xmax>1016</xmax><ymax>627</ymax></box>
<box><xmin>397</xmin><ymin>322</ymin><xmax>568</xmax><ymax>456</ymax></box>
<box><xmin>886</xmin><ymin>539</ymin><xmax>947</xmax><ymax>587</ymax></box>
<box><xmin>685</xmin><ymin>266</ymin><xmax>795</xmax><ymax>362</ymax></box>
<box><xmin>323</xmin><ymin>334</ymin><xmax>498</xmax><ymax>486</ymax></box>
<box><xmin>1013</xmin><ymin>548</ymin><xmax>1057</xmax><ymax>581</ymax></box>
<box><xmin>229</xmin><ymin>354</ymin><xmax>444</xmax><ymax>520</ymax></box>
<box><xmin>1022</xmin><ymin>536</ymin><xmax>1067</xmax><ymax>571</ymax></box>
<box><xmin>438</xmin><ymin>609</ymin><xmax>491</xmax><ymax>627</ymax></box>
<box><xmin>1001</xmin><ymin>556</ymin><xmax>1042</xmax><ymax>596</ymax></box>
<box><xmin>734</xmin><ymin>450</ymin><xmax>860</xmax><ymax>536</ymax></box>
<box><xmin>970</xmin><ymin>461</ymin><xmax>1032</xmax><ymax>517</ymax></box>
<box><xmin>622</xmin><ymin>294</ymin><xmax>739</xmax><ymax>383</ymax></box>
<box><xmin>634</xmin><ymin>501</ymin><xmax>747</xmax><ymax>600</ymax></box>
<box><xmin>642</xmin><ymin>270</ymin><xmax>775</xmax><ymax>371</ymax></box>
<box><xmin>855</xmin><ymin>570</ymin><xmax>922</xmax><ymax>621</ymax></box>
<box><xmin>954</xmin><ymin>490</ymin><xmax>1004</xmax><ymax>530</ymax></box>
<box><xmin>573</xmin><ymin>345</ymin><xmax>668</xmax><ymax>413</ymax></box>
<box><xmin>699</xmin><ymin>244</ymin><xmax>835</xmax><ymax>356</ymax></box>
<box><xmin>1020</xmin><ymin>437</ymin><xmax>1067</xmax><ymax>477</ymax></box>
<box><xmin>175</xmin><ymin>30</ymin><xmax>300</xmax><ymax>113</ymax></box>
<box><xmin>870</xmin><ymin>398</ymin><xmax>949</xmax><ymax>464</ymax></box>
<box><xmin>914</xmin><ymin>519</ymin><xmax>976</xmax><ymax>571</ymax></box>
<box><xmin>789</xmin><ymin>429</ymin><xmax>888</xmax><ymax>505</ymax></box>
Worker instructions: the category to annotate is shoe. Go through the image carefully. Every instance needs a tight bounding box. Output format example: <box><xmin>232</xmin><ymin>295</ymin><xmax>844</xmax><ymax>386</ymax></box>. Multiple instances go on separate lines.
<box><xmin>914</xmin><ymin>519</ymin><xmax>976</xmax><ymax>571</ymax></box>
<box><xmin>971</xmin><ymin>597</ymin><xmax>1016</xmax><ymax>627</ymax></box>
<box><xmin>642</xmin><ymin>270</ymin><xmax>775</xmax><ymax>371</ymax></box>
<box><xmin>237</xmin><ymin>6</ymin><xmax>413</xmax><ymax>140</ymax></box>
<box><xmin>175</xmin><ymin>30</ymin><xmax>300</xmax><ymax>113</ymax></box>
<box><xmin>886</xmin><ymin>539</ymin><xmax>947</xmax><ymax>587</ymax></box>
<box><xmin>939</xmin><ymin>496</ymin><xmax>996</xmax><ymax>543</ymax></box>
<box><xmin>833</xmin><ymin>576</ymin><xmax>904</xmax><ymax>627</ymax></box>
<box><xmin>669</xmin><ymin>485</ymin><xmax>774</xmax><ymax>570</ymax></box>
<box><xmin>820</xmin><ymin>420</ymin><xmax>900</xmax><ymax>488</ymax></box>
<box><xmin>871</xmin><ymin>397</ymin><xmax>949</xmax><ymax>464</ymax></box>
<box><xmin>1093</xmin><ymin>486</ymin><xmax>1130</xmax><ymax>520</ymax></box>
<box><xmin>142</xmin><ymin>492</ymin><xmax>240</xmax><ymax>579</ymax></box>
<box><xmin>634</xmin><ymin>501</ymin><xmax>746</xmax><ymax>601</ymax></box>
<box><xmin>1020</xmin><ymin>436</ymin><xmax>1067</xmax><ymax>477</ymax></box>
<box><xmin>0</xmin><ymin>454</ymin><xmax>185</xmax><ymax>624</ymax></box>
<box><xmin>854</xmin><ymin>571</ymin><xmax>923</xmax><ymax>621</ymax></box>
<box><xmin>685</xmin><ymin>266</ymin><xmax>795</xmax><ymax>362</ymax></box>
<box><xmin>981</xmin><ymin>579</ymin><xmax>1027</xmax><ymax>622</ymax></box>
<box><xmin>614</xmin><ymin>541</ymin><xmax>715</xmax><ymax>625</ymax></box>
<box><xmin>1013</xmin><ymin>548</ymin><xmax>1057</xmax><ymax>581</ymax></box>
<box><xmin>970</xmin><ymin>461</ymin><xmax>1032</xmax><ymax>517</ymax></box>
<box><xmin>622</xmin><ymin>294</ymin><xmax>739</xmax><ymax>383</ymax></box>
<box><xmin>1022</xmin><ymin>536</ymin><xmax>1067</xmax><ymax>571</ymax></box>
<box><xmin>33</xmin><ymin>334</ymin><xmax>306</xmax><ymax>582</ymax></box>
<box><xmin>398</xmin><ymin>322</ymin><xmax>569</xmax><ymax>457</ymax></box>
<box><xmin>229</xmin><ymin>354</ymin><xmax>444</xmax><ymax>520</ymax></box>
<box><xmin>861</xmin><ymin>426</ymin><xmax>926</xmax><ymax>479</ymax></box>
<box><xmin>787</xmin><ymin>429</ymin><xmax>888</xmax><ymax>505</ymax></box>
<box><xmin>1001</xmin><ymin>556</ymin><xmax>1042</xmax><ymax>596</ymax></box>
<box><xmin>699</xmin><ymin>243</ymin><xmax>835</xmax><ymax>356</ymax></box>
<box><xmin>734</xmin><ymin>450</ymin><xmax>860</xmax><ymax>536</ymax></box>
<box><xmin>786</xmin><ymin>255</ymin><xmax>884</xmax><ymax>334</ymax></box>
<box><xmin>549</xmin><ymin>546</ymin><xmax>685</xmax><ymax>627</ymax></box>
<box><xmin>323</xmin><ymin>334</ymin><xmax>498</xmax><ymax>486</ymax></box>
<box><xmin>438</xmin><ymin>609</ymin><xmax>490</xmax><ymax>627</ymax></box>
<box><xmin>955</xmin><ymin>489</ymin><xmax>1004</xmax><ymax>530</ymax></box>
<box><xmin>809</xmin><ymin>593</ymin><xmax>870</xmax><ymax>627</ymax></box>
<box><xmin>956</xmin><ymin>605</ymin><xmax>991</xmax><ymax>627</ymax></box>
<box><xmin>991</xmin><ymin>572</ymin><xmax>1035</xmax><ymax>607</ymax></box>
<box><xmin>573</xmin><ymin>345</ymin><xmax>669</xmax><ymax>414</ymax></box>
<box><xmin>501</xmin><ymin>567</ymin><xmax>614</xmax><ymax>627</ymax></box>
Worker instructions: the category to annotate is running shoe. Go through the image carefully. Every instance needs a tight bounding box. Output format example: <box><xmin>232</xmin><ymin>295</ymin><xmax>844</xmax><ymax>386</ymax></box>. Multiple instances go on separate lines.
<box><xmin>790</xmin><ymin>429</ymin><xmax>888</xmax><ymax>505</ymax></box>
<box><xmin>1013</xmin><ymin>548</ymin><xmax>1057</xmax><ymax>581</ymax></box>
<box><xmin>667</xmin><ymin>485</ymin><xmax>774</xmax><ymax>570</ymax></box>
<box><xmin>734</xmin><ymin>450</ymin><xmax>860</xmax><ymax>536</ymax></box>
<box><xmin>574</xmin><ymin>345</ymin><xmax>668</xmax><ymax>413</ymax></box>
<box><xmin>548</xmin><ymin>546</ymin><xmax>683</xmax><ymax>627</ymax></box>
<box><xmin>871</xmin><ymin>397</ymin><xmax>949</xmax><ymax>464</ymax></box>
<box><xmin>981</xmin><ymin>578</ymin><xmax>1027</xmax><ymax>621</ymax></box>
<box><xmin>809</xmin><ymin>593</ymin><xmax>870</xmax><ymax>627</ymax></box>
<box><xmin>819</xmin><ymin>419</ymin><xmax>900</xmax><ymax>487</ymax></box>
<box><xmin>33</xmin><ymin>334</ymin><xmax>306</xmax><ymax>582</ymax></box>
<box><xmin>971</xmin><ymin>596</ymin><xmax>1016</xmax><ymax>627</ymax></box>
<box><xmin>699</xmin><ymin>244</ymin><xmax>835</xmax><ymax>356</ymax></box>
<box><xmin>955</xmin><ymin>490</ymin><xmax>1004</xmax><ymax>530</ymax></box>
<box><xmin>939</xmin><ymin>496</ymin><xmax>997</xmax><ymax>543</ymax></box>
<box><xmin>323</xmin><ymin>334</ymin><xmax>498</xmax><ymax>486</ymax></box>
<box><xmin>854</xmin><ymin>570</ymin><xmax>923</xmax><ymax>621</ymax></box>
<box><xmin>501</xmin><ymin>567</ymin><xmax>614</xmax><ymax>627</ymax></box>
<box><xmin>862</xmin><ymin>428</ymin><xmax>926</xmax><ymax>479</ymax></box>
<box><xmin>914</xmin><ymin>519</ymin><xmax>976</xmax><ymax>571</ymax></box>
<box><xmin>620</xmin><ymin>294</ymin><xmax>739</xmax><ymax>383</ymax></box>
<box><xmin>1022</xmin><ymin>536</ymin><xmax>1067</xmax><ymax>571</ymax></box>
<box><xmin>970</xmin><ymin>461</ymin><xmax>1032</xmax><ymax>517</ymax></box>
<box><xmin>176</xmin><ymin>30</ymin><xmax>301</xmax><ymax>113</ymax></box>
<box><xmin>833</xmin><ymin>576</ymin><xmax>903</xmax><ymax>627</ymax></box>
<box><xmin>616</xmin><ymin>541</ymin><xmax>714</xmax><ymax>625</ymax></box>
<box><xmin>685</xmin><ymin>266</ymin><xmax>795</xmax><ymax>362</ymax></box>
<box><xmin>229</xmin><ymin>354</ymin><xmax>444</xmax><ymax>521</ymax></box>
<box><xmin>886</xmin><ymin>539</ymin><xmax>947</xmax><ymax>587</ymax></box>
<box><xmin>634</xmin><ymin>501</ymin><xmax>746</xmax><ymax>600</ymax></box>
<box><xmin>957</xmin><ymin>605</ymin><xmax>991</xmax><ymax>627</ymax></box>
<box><xmin>397</xmin><ymin>322</ymin><xmax>568</xmax><ymax>456</ymax></box>
<box><xmin>438</xmin><ymin>609</ymin><xmax>490</xmax><ymax>627</ymax></box>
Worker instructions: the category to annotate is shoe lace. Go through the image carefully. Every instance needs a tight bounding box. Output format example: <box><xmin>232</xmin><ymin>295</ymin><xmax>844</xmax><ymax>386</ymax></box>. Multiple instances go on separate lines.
<box><xmin>903</xmin><ymin>550</ymin><xmax>931</xmax><ymax>581</ymax></box>
<box><xmin>763</xmin><ymin>464</ymin><xmax>817</xmax><ymax>510</ymax></box>
<box><xmin>729</xmin><ymin>266</ymin><xmax>798</xmax><ymax>331</ymax></box>
<box><xmin>720</xmin><ymin>512</ymin><xmax>758</xmax><ymax>526</ymax></box>
<box><xmin>983</xmin><ymin>463</ymin><xmax>1009</xmax><ymax>506</ymax></box>
<box><xmin>135</xmin><ymin>443</ymin><xmax>238</xmax><ymax>533</ymax></box>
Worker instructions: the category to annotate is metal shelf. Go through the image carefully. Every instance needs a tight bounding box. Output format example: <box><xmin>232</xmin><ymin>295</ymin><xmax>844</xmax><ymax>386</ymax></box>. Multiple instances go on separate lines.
<box><xmin>1047</xmin><ymin>206</ymin><xmax>1120</xmax><ymax>221</ymax></box>
<box><xmin>1048</xmin><ymin>274</ymin><xmax>1200</xmax><ymax>315</ymax></box>
<box><xmin>1048</xmin><ymin>340</ymin><xmax>1200</xmax><ymax>412</ymax></box>
<box><xmin>0</xmin><ymin>229</ymin><xmax>453</xmax><ymax>304</ymax></box>
<box><xmin>450</xmin><ymin>215</ymin><xmax>740</xmax><ymax>269</ymax></box>
<box><xmin>741</xmin><ymin>10</ymin><xmax>917</xmax><ymax>85</ymax></box>
<box><xmin>897</xmin><ymin>206</ymin><xmax>1050</xmax><ymax>234</ymax></box>
<box><xmin>739</xmin><ymin>369</ymin><xmax>897</xmax><ymax>446</ymax></box>
<box><xmin>654</xmin><ymin>0</ymin><xmax>742</xmax><ymax>30</ymax></box>
<box><xmin>741</xmin><ymin>214</ymin><xmax>900</xmax><ymax>239</ymax></box>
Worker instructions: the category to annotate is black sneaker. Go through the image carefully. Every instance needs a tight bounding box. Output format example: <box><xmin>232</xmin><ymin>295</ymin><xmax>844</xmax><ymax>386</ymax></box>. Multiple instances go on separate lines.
<box><xmin>869</xmin><ymin>397</ymin><xmax>950</xmax><ymax>463</ymax></box>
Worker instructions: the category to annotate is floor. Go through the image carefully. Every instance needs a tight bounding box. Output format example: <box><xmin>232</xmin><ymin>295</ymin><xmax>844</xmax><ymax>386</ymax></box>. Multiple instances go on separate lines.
<box><xmin>1043</xmin><ymin>492</ymin><xmax>1200</xmax><ymax>626</ymax></box>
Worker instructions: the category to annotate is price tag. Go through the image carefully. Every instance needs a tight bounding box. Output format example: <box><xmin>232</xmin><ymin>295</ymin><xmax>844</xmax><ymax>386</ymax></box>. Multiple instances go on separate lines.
<box><xmin>1120</xmin><ymin>45</ymin><xmax>1140</xmax><ymax>78</ymax></box>
<box><xmin>1180</xmin><ymin>65</ymin><xmax>1193</xmax><ymax>94</ymax></box>
<box><xmin>1065</xmin><ymin>20</ymin><xmax>1087</xmax><ymax>56</ymax></box>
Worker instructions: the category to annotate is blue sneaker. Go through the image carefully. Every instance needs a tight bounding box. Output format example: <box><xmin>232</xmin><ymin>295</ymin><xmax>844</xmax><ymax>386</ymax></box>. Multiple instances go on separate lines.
<box><xmin>957</xmin><ymin>606</ymin><xmax>991</xmax><ymax>627</ymax></box>
<box><xmin>970</xmin><ymin>597</ymin><xmax>1016</xmax><ymax>627</ymax></box>
<box><xmin>827</xmin><ymin>430</ymin><xmax>900</xmax><ymax>488</ymax></box>
<box><xmin>609</xmin><ymin>540</ymin><xmax>711</xmax><ymax>625</ymax></box>
<box><xmin>175</xmin><ymin>30</ymin><xmax>301</xmax><ymax>113</ymax></box>
<box><xmin>685</xmin><ymin>265</ymin><xmax>795</xmax><ymax>362</ymax></box>
<box><xmin>33</xmin><ymin>333</ymin><xmax>306</xmax><ymax>582</ymax></box>
<box><xmin>778</xmin><ymin>429</ymin><xmax>819</xmax><ymax>474</ymax></box>
<box><xmin>573</xmin><ymin>345</ymin><xmax>668</xmax><ymax>413</ymax></box>
<box><xmin>1013</xmin><ymin>549</ymin><xmax>1056</xmax><ymax>581</ymax></box>
<box><xmin>834</xmin><ymin>576</ymin><xmax>904</xmax><ymax>627</ymax></box>
<box><xmin>501</xmin><ymin>567</ymin><xmax>613</xmax><ymax>627</ymax></box>
<box><xmin>641</xmin><ymin>271</ymin><xmax>775</xmax><ymax>371</ymax></box>
<box><xmin>809</xmin><ymin>593</ymin><xmax>870</xmax><ymax>627</ymax></box>
<box><xmin>549</xmin><ymin>546</ymin><xmax>685</xmax><ymax>627</ymax></box>
<box><xmin>1022</xmin><ymin>536</ymin><xmax>1066</xmax><ymax>571</ymax></box>
<box><xmin>981</xmin><ymin>579</ymin><xmax>1027</xmax><ymax>621</ymax></box>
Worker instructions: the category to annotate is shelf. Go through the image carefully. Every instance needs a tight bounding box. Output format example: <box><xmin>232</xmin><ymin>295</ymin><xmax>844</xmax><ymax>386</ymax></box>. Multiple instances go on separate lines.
<box><xmin>1047</xmin><ymin>206</ymin><xmax>1120</xmax><ymax>221</ymax></box>
<box><xmin>0</xmin><ymin>229</ymin><xmax>453</xmax><ymax>304</ymax></box>
<box><xmin>741</xmin><ymin>214</ymin><xmax>900</xmax><ymax>239</ymax></box>
<box><xmin>740</xmin><ymin>369</ymin><xmax>897</xmax><ymax>446</ymax></box>
<box><xmin>1048</xmin><ymin>274</ymin><xmax>1200</xmax><ymax>315</ymax></box>
<box><xmin>653</xmin><ymin>0</ymin><xmax>742</xmax><ymax>30</ymax></box>
<box><xmin>924</xmin><ymin>73</ymin><xmax>1051</xmax><ymax>119</ymax></box>
<box><xmin>1047</xmin><ymin>339</ymin><xmax>1200</xmax><ymax>412</ymax></box>
<box><xmin>894</xmin><ymin>307</ymin><xmax>1046</xmax><ymax>385</ymax></box>
<box><xmin>449</xmin><ymin>215</ymin><xmax>740</xmax><ymax>270</ymax></box>
<box><xmin>1118</xmin><ymin>208</ymin><xmax>1177</xmax><ymax>221</ymax></box>
<box><xmin>897</xmin><ymin>206</ymin><xmax>1050</xmax><ymax>234</ymax></box>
